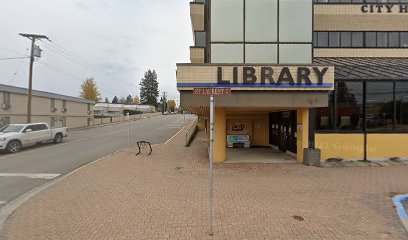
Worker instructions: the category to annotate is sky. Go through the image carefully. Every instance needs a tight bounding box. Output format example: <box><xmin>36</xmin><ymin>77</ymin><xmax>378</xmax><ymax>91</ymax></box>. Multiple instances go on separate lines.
<box><xmin>0</xmin><ymin>0</ymin><xmax>193</xmax><ymax>102</ymax></box>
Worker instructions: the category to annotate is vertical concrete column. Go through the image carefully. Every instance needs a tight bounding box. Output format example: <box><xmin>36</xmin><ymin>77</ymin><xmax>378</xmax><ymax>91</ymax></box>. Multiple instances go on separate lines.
<box><xmin>214</xmin><ymin>107</ymin><xmax>226</xmax><ymax>163</ymax></box>
<box><xmin>296</xmin><ymin>108</ymin><xmax>309</xmax><ymax>163</ymax></box>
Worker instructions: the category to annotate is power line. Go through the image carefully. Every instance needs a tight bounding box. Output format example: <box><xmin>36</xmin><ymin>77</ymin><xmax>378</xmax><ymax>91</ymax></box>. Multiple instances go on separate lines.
<box><xmin>39</xmin><ymin>39</ymin><xmax>140</xmax><ymax>90</ymax></box>
<box><xmin>0</xmin><ymin>47</ymin><xmax>28</xmax><ymax>57</ymax></box>
<box><xmin>0</xmin><ymin>56</ymin><xmax>30</xmax><ymax>61</ymax></box>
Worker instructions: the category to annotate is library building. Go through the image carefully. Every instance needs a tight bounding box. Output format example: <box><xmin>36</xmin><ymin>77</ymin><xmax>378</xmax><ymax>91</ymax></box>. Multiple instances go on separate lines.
<box><xmin>177</xmin><ymin>0</ymin><xmax>408</xmax><ymax>163</ymax></box>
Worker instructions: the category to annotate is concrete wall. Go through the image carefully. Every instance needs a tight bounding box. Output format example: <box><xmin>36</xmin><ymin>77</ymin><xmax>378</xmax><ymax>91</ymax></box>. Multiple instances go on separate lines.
<box><xmin>314</xmin><ymin>4</ymin><xmax>408</xmax><ymax>31</ymax></box>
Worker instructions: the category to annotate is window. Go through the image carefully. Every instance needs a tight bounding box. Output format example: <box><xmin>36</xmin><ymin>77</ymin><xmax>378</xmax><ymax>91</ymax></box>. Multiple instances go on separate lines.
<box><xmin>396</xmin><ymin>82</ymin><xmax>408</xmax><ymax>131</ymax></box>
<box><xmin>314</xmin><ymin>32</ymin><xmax>408</xmax><ymax>48</ymax></box>
<box><xmin>340</xmin><ymin>32</ymin><xmax>352</xmax><ymax>48</ymax></box>
<box><xmin>389</xmin><ymin>32</ymin><xmax>400</xmax><ymax>48</ymax></box>
<box><xmin>279</xmin><ymin>0</ymin><xmax>312</xmax><ymax>43</ymax></box>
<box><xmin>376</xmin><ymin>32</ymin><xmax>388</xmax><ymax>48</ymax></box>
<box><xmin>329</xmin><ymin>32</ymin><xmax>340</xmax><ymax>47</ymax></box>
<box><xmin>317</xmin><ymin>32</ymin><xmax>328</xmax><ymax>47</ymax></box>
<box><xmin>366</xmin><ymin>82</ymin><xmax>394</xmax><ymax>131</ymax></box>
<box><xmin>211</xmin><ymin>0</ymin><xmax>243</xmax><ymax>42</ymax></box>
<box><xmin>3</xmin><ymin>92</ymin><xmax>11</xmax><ymax>106</ymax></box>
<box><xmin>317</xmin><ymin>81</ymin><xmax>408</xmax><ymax>133</ymax></box>
<box><xmin>62</xmin><ymin>100</ymin><xmax>67</xmax><ymax>112</ymax></box>
<box><xmin>337</xmin><ymin>81</ymin><xmax>364</xmax><ymax>131</ymax></box>
<box><xmin>314</xmin><ymin>0</ymin><xmax>407</xmax><ymax>3</ymax></box>
<box><xmin>211</xmin><ymin>44</ymin><xmax>244</xmax><ymax>63</ymax></box>
<box><xmin>401</xmin><ymin>33</ymin><xmax>408</xmax><ymax>47</ymax></box>
<box><xmin>365</xmin><ymin>32</ymin><xmax>377</xmax><ymax>48</ymax></box>
<box><xmin>352</xmin><ymin>32</ymin><xmax>364</xmax><ymax>47</ymax></box>
<box><xmin>36</xmin><ymin>124</ymin><xmax>48</xmax><ymax>131</ymax></box>
<box><xmin>195</xmin><ymin>32</ymin><xmax>206</xmax><ymax>47</ymax></box>
<box><xmin>316</xmin><ymin>91</ymin><xmax>335</xmax><ymax>131</ymax></box>
<box><xmin>245</xmin><ymin>44</ymin><xmax>277</xmax><ymax>64</ymax></box>
<box><xmin>279</xmin><ymin>44</ymin><xmax>312</xmax><ymax>64</ymax></box>
<box><xmin>245</xmin><ymin>0</ymin><xmax>277</xmax><ymax>42</ymax></box>
<box><xmin>24</xmin><ymin>125</ymin><xmax>36</xmax><ymax>132</ymax></box>
<box><xmin>51</xmin><ymin>98</ymin><xmax>56</xmax><ymax>112</ymax></box>
<box><xmin>210</xmin><ymin>0</ymin><xmax>313</xmax><ymax>63</ymax></box>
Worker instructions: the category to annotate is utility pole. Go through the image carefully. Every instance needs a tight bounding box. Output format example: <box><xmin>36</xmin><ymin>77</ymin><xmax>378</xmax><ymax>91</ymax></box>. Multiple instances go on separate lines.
<box><xmin>19</xmin><ymin>33</ymin><xmax>49</xmax><ymax>123</ymax></box>
<box><xmin>162</xmin><ymin>92</ymin><xmax>167</xmax><ymax>113</ymax></box>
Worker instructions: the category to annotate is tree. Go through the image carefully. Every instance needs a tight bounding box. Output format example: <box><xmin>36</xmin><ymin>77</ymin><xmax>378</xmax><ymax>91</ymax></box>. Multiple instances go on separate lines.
<box><xmin>112</xmin><ymin>96</ymin><xmax>119</xmax><ymax>104</ymax></box>
<box><xmin>140</xmin><ymin>69</ymin><xmax>159</xmax><ymax>107</ymax></box>
<box><xmin>167</xmin><ymin>100</ymin><xmax>176</xmax><ymax>112</ymax></box>
<box><xmin>133</xmin><ymin>96</ymin><xmax>140</xmax><ymax>105</ymax></box>
<box><xmin>118</xmin><ymin>97</ymin><xmax>126</xmax><ymax>104</ymax></box>
<box><xmin>126</xmin><ymin>94</ymin><xmax>133</xmax><ymax>104</ymax></box>
<box><xmin>80</xmin><ymin>78</ymin><xmax>101</xmax><ymax>102</ymax></box>
<box><xmin>104</xmin><ymin>97</ymin><xmax>109</xmax><ymax>103</ymax></box>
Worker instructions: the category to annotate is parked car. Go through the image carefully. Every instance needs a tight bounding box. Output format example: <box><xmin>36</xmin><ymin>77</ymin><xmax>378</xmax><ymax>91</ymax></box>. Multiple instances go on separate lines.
<box><xmin>0</xmin><ymin>123</ymin><xmax>68</xmax><ymax>153</ymax></box>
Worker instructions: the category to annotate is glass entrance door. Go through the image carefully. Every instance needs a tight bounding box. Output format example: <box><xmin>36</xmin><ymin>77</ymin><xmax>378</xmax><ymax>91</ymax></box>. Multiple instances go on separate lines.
<box><xmin>269</xmin><ymin>111</ymin><xmax>297</xmax><ymax>154</ymax></box>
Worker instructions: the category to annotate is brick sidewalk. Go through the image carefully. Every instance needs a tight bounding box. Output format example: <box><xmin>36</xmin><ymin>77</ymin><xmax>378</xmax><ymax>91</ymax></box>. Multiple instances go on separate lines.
<box><xmin>1</xmin><ymin>127</ymin><xmax>407</xmax><ymax>239</ymax></box>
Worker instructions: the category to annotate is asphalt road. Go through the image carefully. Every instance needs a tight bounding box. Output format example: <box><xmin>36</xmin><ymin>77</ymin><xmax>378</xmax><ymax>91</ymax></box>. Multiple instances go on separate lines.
<box><xmin>0</xmin><ymin>114</ymin><xmax>195</xmax><ymax>207</ymax></box>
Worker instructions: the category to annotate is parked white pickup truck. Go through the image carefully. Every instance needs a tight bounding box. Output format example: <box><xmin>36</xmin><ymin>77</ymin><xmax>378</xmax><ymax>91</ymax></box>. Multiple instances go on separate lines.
<box><xmin>0</xmin><ymin>123</ymin><xmax>68</xmax><ymax>153</ymax></box>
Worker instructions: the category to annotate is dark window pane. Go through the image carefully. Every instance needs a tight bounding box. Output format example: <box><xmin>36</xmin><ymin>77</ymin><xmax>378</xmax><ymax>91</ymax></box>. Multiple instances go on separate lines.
<box><xmin>365</xmin><ymin>32</ymin><xmax>377</xmax><ymax>47</ymax></box>
<box><xmin>341</xmin><ymin>32</ymin><xmax>352</xmax><ymax>47</ymax></box>
<box><xmin>316</xmin><ymin>91</ymin><xmax>335</xmax><ymax>131</ymax></box>
<box><xmin>388</xmin><ymin>32</ymin><xmax>399</xmax><ymax>47</ymax></box>
<box><xmin>352</xmin><ymin>32</ymin><xmax>363</xmax><ymax>47</ymax></box>
<box><xmin>329</xmin><ymin>32</ymin><xmax>340</xmax><ymax>47</ymax></box>
<box><xmin>401</xmin><ymin>32</ymin><xmax>408</xmax><ymax>47</ymax></box>
<box><xmin>317</xmin><ymin>32</ymin><xmax>328</xmax><ymax>47</ymax></box>
<box><xmin>366</xmin><ymin>82</ymin><xmax>394</xmax><ymax>131</ymax></box>
<box><xmin>396</xmin><ymin>82</ymin><xmax>408</xmax><ymax>131</ymax></box>
<box><xmin>313</xmin><ymin>32</ymin><xmax>318</xmax><ymax>47</ymax></box>
<box><xmin>376</xmin><ymin>32</ymin><xmax>388</xmax><ymax>47</ymax></box>
<box><xmin>337</xmin><ymin>81</ymin><xmax>364</xmax><ymax>131</ymax></box>
<box><xmin>195</xmin><ymin>32</ymin><xmax>206</xmax><ymax>47</ymax></box>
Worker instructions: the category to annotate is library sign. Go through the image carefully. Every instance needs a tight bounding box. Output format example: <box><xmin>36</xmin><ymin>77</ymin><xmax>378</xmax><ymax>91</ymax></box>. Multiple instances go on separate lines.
<box><xmin>361</xmin><ymin>4</ymin><xmax>408</xmax><ymax>13</ymax></box>
<box><xmin>176</xmin><ymin>65</ymin><xmax>335</xmax><ymax>91</ymax></box>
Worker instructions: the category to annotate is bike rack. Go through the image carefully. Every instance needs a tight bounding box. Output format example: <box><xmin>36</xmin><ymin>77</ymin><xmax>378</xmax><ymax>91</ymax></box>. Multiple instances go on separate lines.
<box><xmin>136</xmin><ymin>141</ymin><xmax>152</xmax><ymax>156</ymax></box>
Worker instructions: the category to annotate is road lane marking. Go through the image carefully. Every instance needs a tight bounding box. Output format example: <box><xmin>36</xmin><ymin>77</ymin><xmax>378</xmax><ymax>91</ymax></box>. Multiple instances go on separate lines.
<box><xmin>0</xmin><ymin>116</ymin><xmax>187</xmax><ymax>160</ymax></box>
<box><xmin>0</xmin><ymin>173</ymin><xmax>61</xmax><ymax>180</ymax></box>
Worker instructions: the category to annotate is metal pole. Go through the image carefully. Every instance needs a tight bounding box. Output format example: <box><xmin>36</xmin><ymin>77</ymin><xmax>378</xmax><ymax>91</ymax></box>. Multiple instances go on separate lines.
<box><xmin>208</xmin><ymin>95</ymin><xmax>215</xmax><ymax>236</ymax></box>
<box><xmin>27</xmin><ymin>38</ymin><xmax>35</xmax><ymax>123</ymax></box>
<box><xmin>127</xmin><ymin>113</ymin><xmax>130</xmax><ymax>146</ymax></box>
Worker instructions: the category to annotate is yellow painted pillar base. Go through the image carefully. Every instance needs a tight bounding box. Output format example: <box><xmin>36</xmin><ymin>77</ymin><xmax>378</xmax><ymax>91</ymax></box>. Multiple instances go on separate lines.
<box><xmin>214</xmin><ymin>107</ymin><xmax>226</xmax><ymax>163</ymax></box>
<box><xmin>296</xmin><ymin>108</ymin><xmax>309</xmax><ymax>163</ymax></box>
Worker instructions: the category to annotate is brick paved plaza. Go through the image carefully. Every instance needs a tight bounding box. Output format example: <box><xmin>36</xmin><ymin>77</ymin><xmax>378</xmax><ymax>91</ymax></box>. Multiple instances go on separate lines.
<box><xmin>1</xmin><ymin>128</ymin><xmax>407</xmax><ymax>240</ymax></box>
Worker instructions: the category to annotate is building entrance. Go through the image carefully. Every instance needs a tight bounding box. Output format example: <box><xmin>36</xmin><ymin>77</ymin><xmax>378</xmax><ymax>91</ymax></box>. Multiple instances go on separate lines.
<box><xmin>269</xmin><ymin>111</ymin><xmax>297</xmax><ymax>154</ymax></box>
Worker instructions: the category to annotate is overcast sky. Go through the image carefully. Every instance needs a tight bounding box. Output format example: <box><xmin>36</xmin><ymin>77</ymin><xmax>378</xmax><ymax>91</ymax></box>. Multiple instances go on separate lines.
<box><xmin>0</xmin><ymin>0</ymin><xmax>192</xmax><ymax>102</ymax></box>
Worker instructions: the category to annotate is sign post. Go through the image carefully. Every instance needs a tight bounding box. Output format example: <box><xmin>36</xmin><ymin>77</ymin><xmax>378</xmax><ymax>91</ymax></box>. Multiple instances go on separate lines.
<box><xmin>193</xmin><ymin>87</ymin><xmax>231</xmax><ymax>236</ymax></box>
<box><xmin>208</xmin><ymin>94</ymin><xmax>215</xmax><ymax>236</ymax></box>
<box><xmin>127</xmin><ymin>112</ymin><xmax>130</xmax><ymax>146</ymax></box>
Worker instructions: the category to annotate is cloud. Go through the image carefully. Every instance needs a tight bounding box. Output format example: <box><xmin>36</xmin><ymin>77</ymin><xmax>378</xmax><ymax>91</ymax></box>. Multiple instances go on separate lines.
<box><xmin>75</xmin><ymin>0</ymin><xmax>108</xmax><ymax>11</ymax></box>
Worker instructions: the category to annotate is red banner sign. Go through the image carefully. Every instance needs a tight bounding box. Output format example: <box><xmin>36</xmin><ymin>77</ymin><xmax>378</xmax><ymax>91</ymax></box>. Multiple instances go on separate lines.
<box><xmin>193</xmin><ymin>88</ymin><xmax>231</xmax><ymax>96</ymax></box>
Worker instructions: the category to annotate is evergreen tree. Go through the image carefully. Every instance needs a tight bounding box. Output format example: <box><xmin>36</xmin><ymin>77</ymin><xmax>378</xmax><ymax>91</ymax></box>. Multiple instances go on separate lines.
<box><xmin>112</xmin><ymin>96</ymin><xmax>119</xmax><ymax>104</ymax></box>
<box><xmin>126</xmin><ymin>94</ymin><xmax>133</xmax><ymax>104</ymax></box>
<box><xmin>140</xmin><ymin>70</ymin><xmax>159</xmax><ymax>107</ymax></box>
<box><xmin>104</xmin><ymin>97</ymin><xmax>109</xmax><ymax>103</ymax></box>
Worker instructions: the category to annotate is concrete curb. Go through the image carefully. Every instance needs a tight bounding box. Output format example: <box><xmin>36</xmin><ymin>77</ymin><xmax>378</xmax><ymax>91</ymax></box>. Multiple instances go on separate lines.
<box><xmin>0</xmin><ymin>150</ymin><xmax>121</xmax><ymax>232</ymax></box>
<box><xmin>392</xmin><ymin>194</ymin><xmax>408</xmax><ymax>232</ymax></box>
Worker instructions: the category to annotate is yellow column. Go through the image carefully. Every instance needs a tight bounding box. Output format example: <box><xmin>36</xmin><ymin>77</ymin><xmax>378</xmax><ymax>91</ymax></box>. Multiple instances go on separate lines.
<box><xmin>214</xmin><ymin>107</ymin><xmax>226</xmax><ymax>163</ymax></box>
<box><xmin>296</xmin><ymin>108</ymin><xmax>309</xmax><ymax>163</ymax></box>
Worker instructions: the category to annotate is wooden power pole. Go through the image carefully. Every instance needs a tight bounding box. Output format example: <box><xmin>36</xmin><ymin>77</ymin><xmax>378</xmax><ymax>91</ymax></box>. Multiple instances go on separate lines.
<box><xmin>19</xmin><ymin>33</ymin><xmax>49</xmax><ymax>123</ymax></box>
